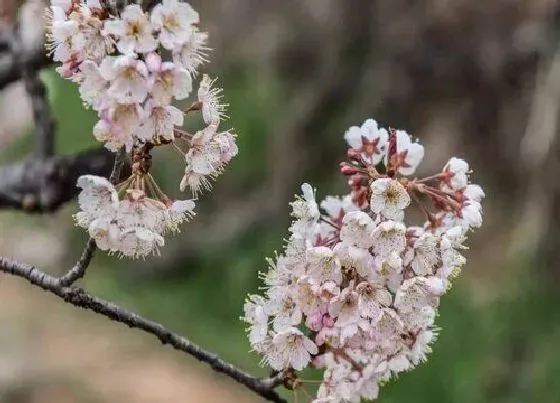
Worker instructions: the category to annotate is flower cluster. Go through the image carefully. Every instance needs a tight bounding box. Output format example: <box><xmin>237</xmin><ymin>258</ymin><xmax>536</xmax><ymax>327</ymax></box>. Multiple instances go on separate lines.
<box><xmin>75</xmin><ymin>174</ymin><xmax>194</xmax><ymax>258</ymax></box>
<box><xmin>242</xmin><ymin>119</ymin><xmax>484</xmax><ymax>402</ymax></box>
<box><xmin>46</xmin><ymin>0</ymin><xmax>237</xmax><ymax>257</ymax></box>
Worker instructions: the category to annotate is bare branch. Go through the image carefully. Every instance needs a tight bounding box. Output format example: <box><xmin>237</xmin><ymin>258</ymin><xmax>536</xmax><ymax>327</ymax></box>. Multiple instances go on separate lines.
<box><xmin>0</xmin><ymin>42</ymin><xmax>50</xmax><ymax>90</ymax></box>
<box><xmin>0</xmin><ymin>256</ymin><xmax>287</xmax><ymax>403</ymax></box>
<box><xmin>0</xmin><ymin>147</ymin><xmax>130</xmax><ymax>212</ymax></box>
<box><xmin>58</xmin><ymin>238</ymin><xmax>97</xmax><ymax>286</ymax></box>
<box><xmin>15</xmin><ymin>42</ymin><xmax>55</xmax><ymax>158</ymax></box>
<box><xmin>22</xmin><ymin>63</ymin><xmax>55</xmax><ymax>157</ymax></box>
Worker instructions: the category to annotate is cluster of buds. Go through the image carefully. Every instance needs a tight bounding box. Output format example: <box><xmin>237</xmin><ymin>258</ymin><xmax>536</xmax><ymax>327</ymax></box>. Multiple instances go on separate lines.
<box><xmin>46</xmin><ymin>0</ymin><xmax>237</xmax><ymax>257</ymax></box>
<box><xmin>242</xmin><ymin>119</ymin><xmax>484</xmax><ymax>402</ymax></box>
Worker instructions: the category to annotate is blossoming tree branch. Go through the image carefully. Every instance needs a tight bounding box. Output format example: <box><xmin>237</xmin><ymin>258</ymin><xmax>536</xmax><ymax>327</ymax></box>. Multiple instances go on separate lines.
<box><xmin>0</xmin><ymin>1</ymin><xmax>485</xmax><ymax>402</ymax></box>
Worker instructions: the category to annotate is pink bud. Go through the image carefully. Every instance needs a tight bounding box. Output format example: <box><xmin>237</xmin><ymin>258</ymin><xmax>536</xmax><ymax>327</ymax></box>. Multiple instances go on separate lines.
<box><xmin>340</xmin><ymin>163</ymin><xmax>359</xmax><ymax>175</ymax></box>
<box><xmin>322</xmin><ymin>314</ymin><xmax>335</xmax><ymax>328</ymax></box>
<box><xmin>145</xmin><ymin>52</ymin><xmax>162</xmax><ymax>73</ymax></box>
<box><xmin>306</xmin><ymin>309</ymin><xmax>324</xmax><ymax>332</ymax></box>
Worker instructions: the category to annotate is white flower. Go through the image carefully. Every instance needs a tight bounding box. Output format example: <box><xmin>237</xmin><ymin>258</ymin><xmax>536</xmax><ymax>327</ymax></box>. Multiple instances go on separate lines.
<box><xmin>172</xmin><ymin>27</ymin><xmax>208</xmax><ymax>73</ymax></box>
<box><xmin>103</xmin><ymin>4</ymin><xmax>157</xmax><ymax>54</ymax></box>
<box><xmin>93</xmin><ymin>102</ymin><xmax>144</xmax><ymax>151</ymax></box>
<box><xmin>370</xmin><ymin>220</ymin><xmax>406</xmax><ymax>260</ymax></box>
<box><xmin>266</xmin><ymin>327</ymin><xmax>318</xmax><ymax>371</ymax></box>
<box><xmin>166</xmin><ymin>199</ymin><xmax>196</xmax><ymax>231</ymax></box>
<box><xmin>48</xmin><ymin>11</ymin><xmax>80</xmax><ymax>62</ymax></box>
<box><xmin>136</xmin><ymin>100</ymin><xmax>184</xmax><ymax>142</ymax></box>
<box><xmin>464</xmin><ymin>184</ymin><xmax>485</xmax><ymax>203</ymax></box>
<box><xmin>214</xmin><ymin>130</ymin><xmax>238</xmax><ymax>164</ymax></box>
<box><xmin>443</xmin><ymin>157</ymin><xmax>469</xmax><ymax>190</ymax></box>
<box><xmin>370</xmin><ymin>178</ymin><xmax>410</xmax><ymax>221</ymax></box>
<box><xmin>118</xmin><ymin>227</ymin><xmax>165</xmax><ymax>258</ymax></box>
<box><xmin>405</xmin><ymin>231</ymin><xmax>439</xmax><ymax>276</ymax></box>
<box><xmin>439</xmin><ymin>226</ymin><xmax>466</xmax><ymax>274</ymax></box>
<box><xmin>387</xmin><ymin>354</ymin><xmax>412</xmax><ymax>374</ymax></box>
<box><xmin>393</xmin><ymin>130</ymin><xmax>425</xmax><ymax>176</ymax></box>
<box><xmin>117</xmin><ymin>190</ymin><xmax>169</xmax><ymax>234</ymax></box>
<box><xmin>407</xmin><ymin>329</ymin><xmax>436</xmax><ymax>365</ymax></box>
<box><xmin>461</xmin><ymin>201</ymin><xmax>483</xmax><ymax>229</ymax></box>
<box><xmin>320</xmin><ymin>195</ymin><xmax>359</xmax><ymax>221</ymax></box>
<box><xmin>265</xmin><ymin>288</ymin><xmax>302</xmax><ymax>332</ymax></box>
<box><xmin>294</xmin><ymin>276</ymin><xmax>321</xmax><ymax>315</ymax></box>
<box><xmin>184</xmin><ymin>141</ymin><xmax>222</xmax><ymax>176</ymax></box>
<box><xmin>329</xmin><ymin>287</ymin><xmax>360</xmax><ymax>326</ymax></box>
<box><xmin>394</xmin><ymin>277</ymin><xmax>444</xmax><ymax>314</ymax></box>
<box><xmin>400</xmin><ymin>304</ymin><xmax>436</xmax><ymax>329</ymax></box>
<box><xmin>291</xmin><ymin>183</ymin><xmax>320</xmax><ymax>221</ymax></box>
<box><xmin>179</xmin><ymin>172</ymin><xmax>209</xmax><ymax>195</ymax></box>
<box><xmin>146</xmin><ymin>54</ymin><xmax>193</xmax><ymax>103</ymax></box>
<box><xmin>262</xmin><ymin>255</ymin><xmax>298</xmax><ymax>289</ymax></box>
<box><xmin>356</xmin><ymin>281</ymin><xmax>392</xmax><ymax>319</ymax></box>
<box><xmin>75</xmin><ymin>175</ymin><xmax>119</xmax><ymax>225</ymax></box>
<box><xmin>355</xmin><ymin>361</ymin><xmax>382</xmax><ymax>401</ymax></box>
<box><xmin>52</xmin><ymin>0</ymin><xmax>71</xmax><ymax>13</ymax></box>
<box><xmin>77</xmin><ymin>7</ymin><xmax>111</xmax><ymax>62</ymax></box>
<box><xmin>150</xmin><ymin>0</ymin><xmax>199</xmax><ymax>50</ymax></box>
<box><xmin>376</xmin><ymin>308</ymin><xmax>404</xmax><ymax>344</ymax></box>
<box><xmin>198</xmin><ymin>75</ymin><xmax>227</xmax><ymax>126</ymax></box>
<box><xmin>242</xmin><ymin>295</ymin><xmax>269</xmax><ymax>348</ymax></box>
<box><xmin>93</xmin><ymin>119</ymin><xmax>133</xmax><ymax>152</ymax></box>
<box><xmin>306</xmin><ymin>246</ymin><xmax>343</xmax><ymax>285</ymax></box>
<box><xmin>340</xmin><ymin>211</ymin><xmax>376</xmax><ymax>248</ymax></box>
<box><xmin>88</xmin><ymin>214</ymin><xmax>121</xmax><ymax>252</ymax></box>
<box><xmin>344</xmin><ymin>119</ymin><xmax>388</xmax><ymax>165</ymax></box>
<box><xmin>317</xmin><ymin>357</ymin><xmax>355</xmax><ymax>401</ymax></box>
<box><xmin>99</xmin><ymin>55</ymin><xmax>149</xmax><ymax>104</ymax></box>
<box><xmin>333</xmin><ymin>242</ymin><xmax>375</xmax><ymax>280</ymax></box>
<box><xmin>76</xmin><ymin>60</ymin><xmax>107</xmax><ymax>108</ymax></box>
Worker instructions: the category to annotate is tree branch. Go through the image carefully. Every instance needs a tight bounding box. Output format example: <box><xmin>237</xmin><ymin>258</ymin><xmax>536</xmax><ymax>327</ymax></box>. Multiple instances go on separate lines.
<box><xmin>0</xmin><ymin>43</ymin><xmax>50</xmax><ymax>90</ymax></box>
<box><xmin>0</xmin><ymin>147</ymin><xmax>130</xmax><ymax>212</ymax></box>
<box><xmin>12</xmin><ymin>30</ymin><xmax>56</xmax><ymax>158</ymax></box>
<box><xmin>58</xmin><ymin>238</ymin><xmax>97</xmax><ymax>286</ymax></box>
<box><xmin>0</xmin><ymin>256</ymin><xmax>287</xmax><ymax>402</ymax></box>
<box><xmin>22</xmin><ymin>62</ymin><xmax>55</xmax><ymax>158</ymax></box>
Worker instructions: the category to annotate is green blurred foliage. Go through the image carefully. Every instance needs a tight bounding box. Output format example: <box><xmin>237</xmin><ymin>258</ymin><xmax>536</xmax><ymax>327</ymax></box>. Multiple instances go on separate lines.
<box><xmin>3</xmin><ymin>66</ymin><xmax>559</xmax><ymax>403</ymax></box>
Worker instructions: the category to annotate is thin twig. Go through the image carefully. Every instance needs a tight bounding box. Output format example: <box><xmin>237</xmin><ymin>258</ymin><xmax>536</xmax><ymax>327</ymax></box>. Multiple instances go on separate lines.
<box><xmin>58</xmin><ymin>238</ymin><xmax>97</xmax><ymax>286</ymax></box>
<box><xmin>58</xmin><ymin>148</ymin><xmax>127</xmax><ymax>286</ymax></box>
<box><xmin>0</xmin><ymin>255</ymin><xmax>287</xmax><ymax>402</ymax></box>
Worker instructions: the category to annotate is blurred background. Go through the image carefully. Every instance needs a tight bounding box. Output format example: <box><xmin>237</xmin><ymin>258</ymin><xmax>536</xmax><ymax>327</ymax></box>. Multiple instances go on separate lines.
<box><xmin>1</xmin><ymin>0</ymin><xmax>560</xmax><ymax>402</ymax></box>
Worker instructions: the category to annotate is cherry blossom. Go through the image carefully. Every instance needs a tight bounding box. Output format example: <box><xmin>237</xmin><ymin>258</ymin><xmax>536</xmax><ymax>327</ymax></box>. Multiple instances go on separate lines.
<box><xmin>392</xmin><ymin>129</ymin><xmax>425</xmax><ymax>176</ymax></box>
<box><xmin>443</xmin><ymin>157</ymin><xmax>470</xmax><ymax>191</ymax></box>
<box><xmin>172</xmin><ymin>28</ymin><xmax>208</xmax><ymax>72</ymax></box>
<box><xmin>47</xmin><ymin>8</ymin><xmax>80</xmax><ymax>62</ymax></box>
<box><xmin>198</xmin><ymin>74</ymin><xmax>228</xmax><ymax>126</ymax></box>
<box><xmin>369</xmin><ymin>178</ymin><xmax>410</xmax><ymax>221</ymax></box>
<box><xmin>344</xmin><ymin>118</ymin><xmax>388</xmax><ymax>165</ymax></box>
<box><xmin>99</xmin><ymin>55</ymin><xmax>150</xmax><ymax>104</ymax></box>
<box><xmin>151</xmin><ymin>0</ymin><xmax>199</xmax><ymax>50</ymax></box>
<box><xmin>102</xmin><ymin>4</ymin><xmax>157</xmax><ymax>54</ymax></box>
<box><xmin>46</xmin><ymin>1</ymin><xmax>238</xmax><ymax>258</ymax></box>
<box><xmin>136</xmin><ymin>100</ymin><xmax>184</xmax><ymax>142</ymax></box>
<box><xmin>243</xmin><ymin>117</ymin><xmax>484</xmax><ymax>402</ymax></box>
